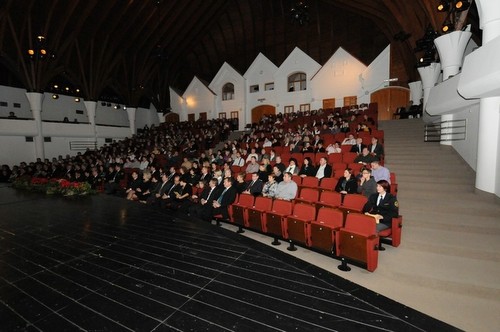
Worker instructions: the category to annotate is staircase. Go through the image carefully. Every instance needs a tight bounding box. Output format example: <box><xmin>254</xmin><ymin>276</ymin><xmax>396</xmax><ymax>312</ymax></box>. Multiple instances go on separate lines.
<box><xmin>373</xmin><ymin>118</ymin><xmax>500</xmax><ymax>331</ymax></box>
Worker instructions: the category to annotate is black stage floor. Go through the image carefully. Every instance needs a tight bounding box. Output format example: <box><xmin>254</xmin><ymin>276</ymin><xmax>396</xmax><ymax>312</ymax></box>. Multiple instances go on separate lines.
<box><xmin>0</xmin><ymin>186</ymin><xmax>459</xmax><ymax>331</ymax></box>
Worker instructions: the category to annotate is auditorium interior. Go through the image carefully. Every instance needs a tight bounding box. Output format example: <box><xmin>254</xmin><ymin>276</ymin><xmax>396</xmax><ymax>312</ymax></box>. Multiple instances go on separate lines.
<box><xmin>1</xmin><ymin>1</ymin><xmax>499</xmax><ymax>331</ymax></box>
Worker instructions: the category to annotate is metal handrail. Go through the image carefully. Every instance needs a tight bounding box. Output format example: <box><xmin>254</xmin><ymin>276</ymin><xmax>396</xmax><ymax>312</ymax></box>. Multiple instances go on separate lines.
<box><xmin>424</xmin><ymin>119</ymin><xmax>466</xmax><ymax>142</ymax></box>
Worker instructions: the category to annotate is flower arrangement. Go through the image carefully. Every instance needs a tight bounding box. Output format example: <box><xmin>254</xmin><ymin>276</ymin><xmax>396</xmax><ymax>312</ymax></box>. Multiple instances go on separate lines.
<box><xmin>12</xmin><ymin>177</ymin><xmax>95</xmax><ymax>196</ymax></box>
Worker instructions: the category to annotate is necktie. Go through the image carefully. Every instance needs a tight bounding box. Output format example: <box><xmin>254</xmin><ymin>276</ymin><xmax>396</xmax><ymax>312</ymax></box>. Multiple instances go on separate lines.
<box><xmin>377</xmin><ymin>195</ymin><xmax>383</xmax><ymax>206</ymax></box>
<box><xmin>218</xmin><ymin>188</ymin><xmax>228</xmax><ymax>203</ymax></box>
<box><xmin>206</xmin><ymin>188</ymin><xmax>214</xmax><ymax>200</ymax></box>
<box><xmin>168</xmin><ymin>184</ymin><xmax>176</xmax><ymax>195</ymax></box>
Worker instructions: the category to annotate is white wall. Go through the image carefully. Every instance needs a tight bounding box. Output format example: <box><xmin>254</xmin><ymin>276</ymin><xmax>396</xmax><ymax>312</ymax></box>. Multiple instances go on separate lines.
<box><xmin>274</xmin><ymin>47</ymin><xmax>321</xmax><ymax>113</ymax></box>
<box><xmin>0</xmin><ymin>86</ymin><xmax>32</xmax><ymax>118</ymax></box>
<box><xmin>210</xmin><ymin>62</ymin><xmax>246</xmax><ymax>130</ymax></box>
<box><xmin>311</xmin><ymin>47</ymin><xmax>371</xmax><ymax>108</ymax></box>
<box><xmin>450</xmin><ymin>104</ymin><xmax>480</xmax><ymax>170</ymax></box>
<box><xmin>244</xmin><ymin>53</ymin><xmax>279</xmax><ymax>124</ymax></box>
<box><xmin>182</xmin><ymin>77</ymin><xmax>216</xmax><ymax>120</ymax></box>
<box><xmin>357</xmin><ymin>45</ymin><xmax>391</xmax><ymax>105</ymax></box>
<box><xmin>0</xmin><ymin>136</ymin><xmax>35</xmax><ymax>165</ymax></box>
<box><xmin>169</xmin><ymin>87</ymin><xmax>184</xmax><ymax>121</ymax></box>
<box><xmin>135</xmin><ymin>107</ymin><xmax>160</xmax><ymax>130</ymax></box>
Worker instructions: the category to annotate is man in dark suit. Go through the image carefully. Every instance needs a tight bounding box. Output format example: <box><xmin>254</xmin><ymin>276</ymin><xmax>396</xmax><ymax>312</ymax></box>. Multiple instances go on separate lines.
<box><xmin>210</xmin><ymin>177</ymin><xmax>237</xmax><ymax>221</ymax></box>
<box><xmin>368</xmin><ymin>137</ymin><xmax>384</xmax><ymax>157</ymax></box>
<box><xmin>242</xmin><ymin>172</ymin><xmax>264</xmax><ymax>196</ymax></box>
<box><xmin>104</xmin><ymin>163</ymin><xmax>125</xmax><ymax>195</ymax></box>
<box><xmin>147</xmin><ymin>172</ymin><xmax>170</xmax><ymax>205</ymax></box>
<box><xmin>350</xmin><ymin>137</ymin><xmax>366</xmax><ymax>154</ymax></box>
<box><xmin>189</xmin><ymin>178</ymin><xmax>221</xmax><ymax>220</ymax></box>
<box><xmin>314</xmin><ymin>157</ymin><xmax>332</xmax><ymax>179</ymax></box>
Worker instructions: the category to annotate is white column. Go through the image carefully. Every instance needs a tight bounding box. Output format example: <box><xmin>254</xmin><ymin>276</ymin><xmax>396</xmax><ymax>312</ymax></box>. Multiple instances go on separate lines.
<box><xmin>25</xmin><ymin>92</ymin><xmax>45</xmax><ymax>160</ymax></box>
<box><xmin>126</xmin><ymin>107</ymin><xmax>137</xmax><ymax>135</ymax></box>
<box><xmin>84</xmin><ymin>101</ymin><xmax>97</xmax><ymax>144</ymax></box>
<box><xmin>417</xmin><ymin>62</ymin><xmax>441</xmax><ymax>112</ymax></box>
<box><xmin>461</xmin><ymin>0</ymin><xmax>500</xmax><ymax>194</ymax></box>
<box><xmin>476</xmin><ymin>97</ymin><xmax>500</xmax><ymax>193</ymax></box>
<box><xmin>157</xmin><ymin>112</ymin><xmax>164</xmax><ymax>123</ymax></box>
<box><xmin>434</xmin><ymin>29</ymin><xmax>472</xmax><ymax>145</ymax></box>
<box><xmin>408</xmin><ymin>81</ymin><xmax>423</xmax><ymax>105</ymax></box>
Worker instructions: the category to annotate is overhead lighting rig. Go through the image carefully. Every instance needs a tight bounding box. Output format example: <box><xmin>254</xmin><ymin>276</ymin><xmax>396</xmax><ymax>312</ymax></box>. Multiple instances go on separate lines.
<box><xmin>436</xmin><ymin>0</ymin><xmax>472</xmax><ymax>33</ymax></box>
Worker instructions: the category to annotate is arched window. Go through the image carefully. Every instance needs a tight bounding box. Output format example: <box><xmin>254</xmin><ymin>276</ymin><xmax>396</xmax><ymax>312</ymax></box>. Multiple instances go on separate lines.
<box><xmin>287</xmin><ymin>72</ymin><xmax>307</xmax><ymax>92</ymax></box>
<box><xmin>222</xmin><ymin>83</ymin><xmax>234</xmax><ymax>100</ymax></box>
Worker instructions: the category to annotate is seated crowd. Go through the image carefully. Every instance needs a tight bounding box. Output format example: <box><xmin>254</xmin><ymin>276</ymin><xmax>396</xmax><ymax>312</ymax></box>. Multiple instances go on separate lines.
<box><xmin>1</xmin><ymin>104</ymin><xmax>399</xmax><ymax>245</ymax></box>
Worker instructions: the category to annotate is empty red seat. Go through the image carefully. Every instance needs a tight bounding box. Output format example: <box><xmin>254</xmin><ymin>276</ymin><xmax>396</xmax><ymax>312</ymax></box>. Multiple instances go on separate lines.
<box><xmin>300</xmin><ymin>176</ymin><xmax>319</xmax><ymax>189</ymax></box>
<box><xmin>342</xmin><ymin>152</ymin><xmax>357</xmax><ymax>164</ymax></box>
<box><xmin>327</xmin><ymin>153</ymin><xmax>342</xmax><ymax>164</ymax></box>
<box><xmin>264</xmin><ymin>200</ymin><xmax>293</xmax><ymax>245</ymax></box>
<box><xmin>229</xmin><ymin>194</ymin><xmax>255</xmax><ymax>231</ymax></box>
<box><xmin>337</xmin><ymin>213</ymin><xmax>379</xmax><ymax>272</ymax></box>
<box><xmin>318</xmin><ymin>177</ymin><xmax>337</xmax><ymax>192</ymax></box>
<box><xmin>341</xmin><ymin>194</ymin><xmax>367</xmax><ymax>213</ymax></box>
<box><xmin>294</xmin><ymin>187</ymin><xmax>319</xmax><ymax>206</ymax></box>
<box><xmin>308</xmin><ymin>207</ymin><xmax>344</xmax><ymax>254</ymax></box>
<box><xmin>315</xmin><ymin>191</ymin><xmax>342</xmax><ymax>210</ymax></box>
<box><xmin>286</xmin><ymin>204</ymin><xmax>317</xmax><ymax>249</ymax></box>
<box><xmin>246</xmin><ymin>196</ymin><xmax>273</xmax><ymax>232</ymax></box>
<box><xmin>292</xmin><ymin>175</ymin><xmax>302</xmax><ymax>185</ymax></box>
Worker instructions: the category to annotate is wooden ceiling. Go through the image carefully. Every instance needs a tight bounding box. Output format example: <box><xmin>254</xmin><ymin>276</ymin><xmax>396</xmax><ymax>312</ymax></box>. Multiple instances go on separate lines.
<box><xmin>0</xmin><ymin>0</ymin><xmax>479</xmax><ymax>110</ymax></box>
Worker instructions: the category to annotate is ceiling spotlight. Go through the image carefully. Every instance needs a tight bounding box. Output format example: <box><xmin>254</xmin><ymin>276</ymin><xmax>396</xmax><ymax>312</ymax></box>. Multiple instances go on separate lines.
<box><xmin>53</xmin><ymin>84</ymin><xmax>58</xmax><ymax>89</ymax></box>
<box><xmin>75</xmin><ymin>98</ymin><xmax>80</xmax><ymax>102</ymax></box>
<box><xmin>455</xmin><ymin>0</ymin><xmax>470</xmax><ymax>12</ymax></box>
<box><xmin>28</xmin><ymin>49</ymin><xmax>35</xmax><ymax>56</ymax></box>
<box><xmin>52</xmin><ymin>94</ymin><xmax>59</xmax><ymax>99</ymax></box>
<box><xmin>75</xmin><ymin>88</ymin><xmax>80</xmax><ymax>93</ymax></box>
<box><xmin>442</xmin><ymin>23</ymin><xmax>454</xmax><ymax>33</ymax></box>
<box><xmin>65</xmin><ymin>87</ymin><xmax>70</xmax><ymax>91</ymax></box>
<box><xmin>113</xmin><ymin>104</ymin><xmax>120</xmax><ymax>110</ymax></box>
<box><xmin>437</xmin><ymin>1</ymin><xmax>450</xmax><ymax>12</ymax></box>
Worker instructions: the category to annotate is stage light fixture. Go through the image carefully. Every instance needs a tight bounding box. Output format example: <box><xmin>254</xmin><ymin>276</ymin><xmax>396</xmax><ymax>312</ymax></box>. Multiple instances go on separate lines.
<box><xmin>52</xmin><ymin>94</ymin><xmax>59</xmax><ymax>99</ymax></box>
<box><xmin>442</xmin><ymin>23</ymin><xmax>454</xmax><ymax>33</ymax></box>
<box><xmin>437</xmin><ymin>1</ymin><xmax>450</xmax><ymax>12</ymax></box>
<box><xmin>455</xmin><ymin>0</ymin><xmax>470</xmax><ymax>11</ymax></box>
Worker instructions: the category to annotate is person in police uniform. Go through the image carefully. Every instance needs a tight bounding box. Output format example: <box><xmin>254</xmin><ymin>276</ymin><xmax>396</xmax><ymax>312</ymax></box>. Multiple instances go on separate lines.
<box><xmin>362</xmin><ymin>179</ymin><xmax>399</xmax><ymax>231</ymax></box>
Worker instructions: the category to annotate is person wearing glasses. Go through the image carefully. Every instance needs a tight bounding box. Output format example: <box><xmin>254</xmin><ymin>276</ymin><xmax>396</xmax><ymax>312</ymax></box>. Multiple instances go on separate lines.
<box><xmin>358</xmin><ymin>167</ymin><xmax>377</xmax><ymax>198</ymax></box>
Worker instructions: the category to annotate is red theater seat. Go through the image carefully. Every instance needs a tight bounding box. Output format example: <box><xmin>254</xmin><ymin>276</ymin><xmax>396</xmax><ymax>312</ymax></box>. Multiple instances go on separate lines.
<box><xmin>315</xmin><ymin>191</ymin><xmax>342</xmax><ymax>210</ymax></box>
<box><xmin>286</xmin><ymin>203</ymin><xmax>317</xmax><ymax>250</ymax></box>
<box><xmin>246</xmin><ymin>196</ymin><xmax>273</xmax><ymax>232</ymax></box>
<box><xmin>294</xmin><ymin>187</ymin><xmax>319</xmax><ymax>206</ymax></box>
<box><xmin>308</xmin><ymin>207</ymin><xmax>344</xmax><ymax>254</ymax></box>
<box><xmin>337</xmin><ymin>213</ymin><xmax>379</xmax><ymax>272</ymax></box>
<box><xmin>264</xmin><ymin>200</ymin><xmax>293</xmax><ymax>245</ymax></box>
<box><xmin>377</xmin><ymin>215</ymin><xmax>403</xmax><ymax>249</ymax></box>
<box><xmin>229</xmin><ymin>194</ymin><xmax>255</xmax><ymax>233</ymax></box>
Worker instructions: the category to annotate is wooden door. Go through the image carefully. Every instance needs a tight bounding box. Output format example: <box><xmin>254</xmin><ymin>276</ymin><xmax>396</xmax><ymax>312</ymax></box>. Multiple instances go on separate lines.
<box><xmin>343</xmin><ymin>96</ymin><xmax>357</xmax><ymax>107</ymax></box>
<box><xmin>164</xmin><ymin>112</ymin><xmax>179</xmax><ymax>123</ymax></box>
<box><xmin>370</xmin><ymin>87</ymin><xmax>410</xmax><ymax>121</ymax></box>
<box><xmin>188</xmin><ymin>113</ymin><xmax>195</xmax><ymax>122</ymax></box>
<box><xmin>199</xmin><ymin>112</ymin><xmax>207</xmax><ymax>121</ymax></box>
<box><xmin>251</xmin><ymin>105</ymin><xmax>275</xmax><ymax>123</ymax></box>
<box><xmin>322</xmin><ymin>98</ymin><xmax>335</xmax><ymax>109</ymax></box>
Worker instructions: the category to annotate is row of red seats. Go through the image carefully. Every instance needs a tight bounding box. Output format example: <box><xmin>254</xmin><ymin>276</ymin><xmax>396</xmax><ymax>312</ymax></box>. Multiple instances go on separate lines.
<box><xmin>225</xmin><ymin>194</ymin><xmax>402</xmax><ymax>272</ymax></box>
